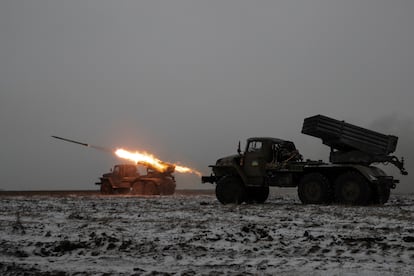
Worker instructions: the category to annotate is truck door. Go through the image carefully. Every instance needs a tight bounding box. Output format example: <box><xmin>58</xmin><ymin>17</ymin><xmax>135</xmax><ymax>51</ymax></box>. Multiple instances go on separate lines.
<box><xmin>243</xmin><ymin>140</ymin><xmax>266</xmax><ymax>186</ymax></box>
<box><xmin>111</xmin><ymin>165</ymin><xmax>123</xmax><ymax>187</ymax></box>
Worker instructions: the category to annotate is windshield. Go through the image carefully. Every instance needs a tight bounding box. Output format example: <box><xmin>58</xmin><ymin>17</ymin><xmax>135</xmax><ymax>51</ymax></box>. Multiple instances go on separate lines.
<box><xmin>247</xmin><ymin>141</ymin><xmax>262</xmax><ymax>152</ymax></box>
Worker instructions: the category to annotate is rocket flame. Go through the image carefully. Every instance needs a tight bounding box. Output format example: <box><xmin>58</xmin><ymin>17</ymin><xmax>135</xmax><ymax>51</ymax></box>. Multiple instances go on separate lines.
<box><xmin>115</xmin><ymin>148</ymin><xmax>201</xmax><ymax>177</ymax></box>
<box><xmin>115</xmin><ymin>149</ymin><xmax>168</xmax><ymax>172</ymax></box>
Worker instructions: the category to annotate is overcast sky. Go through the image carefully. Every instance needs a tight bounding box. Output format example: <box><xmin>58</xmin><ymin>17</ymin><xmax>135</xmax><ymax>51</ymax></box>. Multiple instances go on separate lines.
<box><xmin>1</xmin><ymin>0</ymin><xmax>413</xmax><ymax>192</ymax></box>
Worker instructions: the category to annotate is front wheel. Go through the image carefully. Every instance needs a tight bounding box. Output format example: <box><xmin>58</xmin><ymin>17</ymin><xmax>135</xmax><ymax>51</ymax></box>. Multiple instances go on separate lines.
<box><xmin>215</xmin><ymin>176</ymin><xmax>246</xmax><ymax>204</ymax></box>
<box><xmin>100</xmin><ymin>180</ymin><xmax>113</xmax><ymax>195</ymax></box>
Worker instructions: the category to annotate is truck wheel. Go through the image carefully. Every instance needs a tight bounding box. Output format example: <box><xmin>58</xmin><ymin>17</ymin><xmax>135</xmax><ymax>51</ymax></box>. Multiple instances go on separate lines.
<box><xmin>215</xmin><ymin>176</ymin><xmax>246</xmax><ymax>204</ymax></box>
<box><xmin>298</xmin><ymin>173</ymin><xmax>331</xmax><ymax>204</ymax></box>
<box><xmin>131</xmin><ymin>182</ymin><xmax>145</xmax><ymax>195</ymax></box>
<box><xmin>372</xmin><ymin>183</ymin><xmax>390</xmax><ymax>205</ymax></box>
<box><xmin>100</xmin><ymin>181</ymin><xmax>113</xmax><ymax>195</ymax></box>
<box><xmin>246</xmin><ymin>187</ymin><xmax>269</xmax><ymax>203</ymax></box>
<box><xmin>144</xmin><ymin>181</ymin><xmax>159</xmax><ymax>195</ymax></box>
<box><xmin>160</xmin><ymin>179</ymin><xmax>176</xmax><ymax>195</ymax></box>
<box><xmin>334</xmin><ymin>171</ymin><xmax>372</xmax><ymax>205</ymax></box>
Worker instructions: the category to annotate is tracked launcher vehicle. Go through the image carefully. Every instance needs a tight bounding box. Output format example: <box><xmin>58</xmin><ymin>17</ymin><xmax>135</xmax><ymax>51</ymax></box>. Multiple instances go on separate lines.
<box><xmin>202</xmin><ymin>115</ymin><xmax>407</xmax><ymax>205</ymax></box>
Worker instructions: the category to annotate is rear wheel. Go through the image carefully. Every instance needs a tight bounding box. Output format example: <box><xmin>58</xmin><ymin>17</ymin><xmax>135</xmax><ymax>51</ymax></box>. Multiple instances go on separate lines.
<box><xmin>215</xmin><ymin>176</ymin><xmax>246</xmax><ymax>204</ymax></box>
<box><xmin>298</xmin><ymin>173</ymin><xmax>331</xmax><ymax>204</ymax></box>
<box><xmin>246</xmin><ymin>187</ymin><xmax>269</xmax><ymax>203</ymax></box>
<box><xmin>160</xmin><ymin>178</ymin><xmax>176</xmax><ymax>195</ymax></box>
<box><xmin>100</xmin><ymin>180</ymin><xmax>113</xmax><ymax>195</ymax></box>
<box><xmin>334</xmin><ymin>171</ymin><xmax>372</xmax><ymax>205</ymax></box>
<box><xmin>372</xmin><ymin>183</ymin><xmax>390</xmax><ymax>205</ymax></box>
<box><xmin>144</xmin><ymin>181</ymin><xmax>159</xmax><ymax>195</ymax></box>
<box><xmin>131</xmin><ymin>182</ymin><xmax>145</xmax><ymax>195</ymax></box>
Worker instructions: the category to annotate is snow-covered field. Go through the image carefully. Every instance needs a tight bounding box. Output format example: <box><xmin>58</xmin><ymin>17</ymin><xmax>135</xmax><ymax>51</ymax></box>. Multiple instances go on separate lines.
<box><xmin>1</xmin><ymin>190</ymin><xmax>414</xmax><ymax>275</ymax></box>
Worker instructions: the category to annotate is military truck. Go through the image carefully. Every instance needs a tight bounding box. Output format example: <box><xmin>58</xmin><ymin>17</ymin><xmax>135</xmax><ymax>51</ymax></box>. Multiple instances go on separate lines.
<box><xmin>202</xmin><ymin>115</ymin><xmax>407</xmax><ymax>205</ymax></box>
<box><xmin>96</xmin><ymin>162</ymin><xmax>176</xmax><ymax>195</ymax></box>
<box><xmin>51</xmin><ymin>136</ymin><xmax>177</xmax><ymax>196</ymax></box>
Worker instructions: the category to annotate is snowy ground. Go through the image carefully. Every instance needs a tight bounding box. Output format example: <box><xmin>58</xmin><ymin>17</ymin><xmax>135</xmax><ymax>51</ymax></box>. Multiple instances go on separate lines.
<box><xmin>1</xmin><ymin>190</ymin><xmax>414</xmax><ymax>275</ymax></box>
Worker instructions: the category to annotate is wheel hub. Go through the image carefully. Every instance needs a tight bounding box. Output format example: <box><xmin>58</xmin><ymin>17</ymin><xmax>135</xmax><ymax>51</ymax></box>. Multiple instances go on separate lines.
<box><xmin>342</xmin><ymin>181</ymin><xmax>360</xmax><ymax>201</ymax></box>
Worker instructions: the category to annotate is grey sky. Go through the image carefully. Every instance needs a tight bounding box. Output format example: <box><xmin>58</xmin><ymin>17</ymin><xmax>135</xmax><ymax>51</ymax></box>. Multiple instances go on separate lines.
<box><xmin>1</xmin><ymin>0</ymin><xmax>413</xmax><ymax>192</ymax></box>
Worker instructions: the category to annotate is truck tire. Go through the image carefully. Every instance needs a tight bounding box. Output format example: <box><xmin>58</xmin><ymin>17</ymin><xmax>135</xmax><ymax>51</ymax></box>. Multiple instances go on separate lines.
<box><xmin>298</xmin><ymin>173</ymin><xmax>331</xmax><ymax>204</ymax></box>
<box><xmin>131</xmin><ymin>182</ymin><xmax>145</xmax><ymax>195</ymax></box>
<box><xmin>246</xmin><ymin>187</ymin><xmax>269</xmax><ymax>203</ymax></box>
<box><xmin>144</xmin><ymin>181</ymin><xmax>159</xmax><ymax>195</ymax></box>
<box><xmin>372</xmin><ymin>183</ymin><xmax>390</xmax><ymax>205</ymax></box>
<box><xmin>160</xmin><ymin>179</ymin><xmax>176</xmax><ymax>195</ymax></box>
<box><xmin>100</xmin><ymin>180</ymin><xmax>113</xmax><ymax>195</ymax></box>
<box><xmin>215</xmin><ymin>176</ymin><xmax>246</xmax><ymax>204</ymax></box>
<box><xmin>334</xmin><ymin>171</ymin><xmax>372</xmax><ymax>205</ymax></box>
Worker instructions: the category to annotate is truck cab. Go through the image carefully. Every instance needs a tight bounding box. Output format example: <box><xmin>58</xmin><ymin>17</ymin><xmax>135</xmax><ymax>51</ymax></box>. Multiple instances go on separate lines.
<box><xmin>201</xmin><ymin>137</ymin><xmax>303</xmax><ymax>204</ymax></box>
<box><xmin>242</xmin><ymin>138</ymin><xmax>301</xmax><ymax>186</ymax></box>
<box><xmin>98</xmin><ymin>164</ymin><xmax>141</xmax><ymax>193</ymax></box>
<box><xmin>111</xmin><ymin>164</ymin><xmax>140</xmax><ymax>178</ymax></box>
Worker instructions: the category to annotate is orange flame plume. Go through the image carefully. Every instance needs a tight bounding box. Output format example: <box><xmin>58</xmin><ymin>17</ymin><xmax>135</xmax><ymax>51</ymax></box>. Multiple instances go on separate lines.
<box><xmin>115</xmin><ymin>148</ymin><xmax>201</xmax><ymax>177</ymax></box>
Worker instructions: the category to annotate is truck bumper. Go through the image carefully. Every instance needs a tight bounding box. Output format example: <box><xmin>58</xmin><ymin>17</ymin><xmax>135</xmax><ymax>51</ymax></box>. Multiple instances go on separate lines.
<box><xmin>375</xmin><ymin>176</ymin><xmax>398</xmax><ymax>189</ymax></box>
